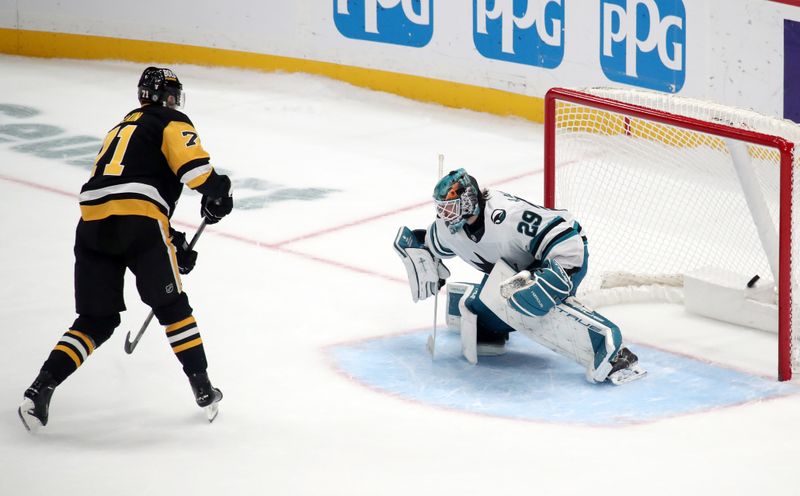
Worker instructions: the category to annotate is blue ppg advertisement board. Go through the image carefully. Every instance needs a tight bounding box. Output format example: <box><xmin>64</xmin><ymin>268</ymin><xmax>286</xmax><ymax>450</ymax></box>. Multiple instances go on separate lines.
<box><xmin>334</xmin><ymin>0</ymin><xmax>434</xmax><ymax>47</ymax></box>
<box><xmin>600</xmin><ymin>0</ymin><xmax>686</xmax><ymax>93</ymax></box>
<box><xmin>472</xmin><ymin>0</ymin><xmax>566</xmax><ymax>69</ymax></box>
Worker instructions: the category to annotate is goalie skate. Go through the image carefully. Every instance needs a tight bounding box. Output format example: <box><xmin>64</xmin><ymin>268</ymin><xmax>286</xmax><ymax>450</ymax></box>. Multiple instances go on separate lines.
<box><xmin>607</xmin><ymin>363</ymin><xmax>647</xmax><ymax>385</ymax></box>
<box><xmin>606</xmin><ymin>348</ymin><xmax>647</xmax><ymax>385</ymax></box>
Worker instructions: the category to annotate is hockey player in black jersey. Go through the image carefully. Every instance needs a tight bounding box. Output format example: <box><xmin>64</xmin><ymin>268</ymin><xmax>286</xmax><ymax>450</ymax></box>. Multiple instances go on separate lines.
<box><xmin>18</xmin><ymin>67</ymin><xmax>233</xmax><ymax>432</ymax></box>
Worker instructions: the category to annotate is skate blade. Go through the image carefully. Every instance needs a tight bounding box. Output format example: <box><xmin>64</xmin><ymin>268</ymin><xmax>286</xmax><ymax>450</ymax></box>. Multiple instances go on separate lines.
<box><xmin>205</xmin><ymin>403</ymin><xmax>219</xmax><ymax>423</ymax></box>
<box><xmin>18</xmin><ymin>403</ymin><xmax>43</xmax><ymax>434</ymax></box>
<box><xmin>476</xmin><ymin>344</ymin><xmax>507</xmax><ymax>356</ymax></box>
<box><xmin>608</xmin><ymin>364</ymin><xmax>647</xmax><ymax>385</ymax></box>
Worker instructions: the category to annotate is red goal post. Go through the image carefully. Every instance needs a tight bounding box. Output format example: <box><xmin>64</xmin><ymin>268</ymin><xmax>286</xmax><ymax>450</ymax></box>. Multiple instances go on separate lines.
<box><xmin>544</xmin><ymin>87</ymin><xmax>798</xmax><ymax>381</ymax></box>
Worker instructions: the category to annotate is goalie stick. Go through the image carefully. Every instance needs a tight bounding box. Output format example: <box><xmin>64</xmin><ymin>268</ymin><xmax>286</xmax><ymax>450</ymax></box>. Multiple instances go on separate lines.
<box><xmin>124</xmin><ymin>219</ymin><xmax>208</xmax><ymax>354</ymax></box>
<box><xmin>426</xmin><ymin>153</ymin><xmax>446</xmax><ymax>358</ymax></box>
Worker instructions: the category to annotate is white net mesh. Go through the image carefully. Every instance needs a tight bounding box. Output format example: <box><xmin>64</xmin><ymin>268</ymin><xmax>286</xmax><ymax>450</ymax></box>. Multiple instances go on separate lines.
<box><xmin>550</xmin><ymin>87</ymin><xmax>800</xmax><ymax>377</ymax></box>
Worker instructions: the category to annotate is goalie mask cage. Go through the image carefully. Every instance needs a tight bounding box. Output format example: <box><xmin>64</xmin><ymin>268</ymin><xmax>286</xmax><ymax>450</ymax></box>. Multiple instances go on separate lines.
<box><xmin>544</xmin><ymin>87</ymin><xmax>799</xmax><ymax>381</ymax></box>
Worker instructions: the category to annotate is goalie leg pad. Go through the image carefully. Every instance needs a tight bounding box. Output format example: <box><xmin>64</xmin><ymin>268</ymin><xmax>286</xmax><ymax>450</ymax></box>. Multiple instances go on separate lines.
<box><xmin>459</xmin><ymin>293</ymin><xmax>478</xmax><ymax>365</ymax></box>
<box><xmin>480</xmin><ymin>260</ymin><xmax>624</xmax><ymax>383</ymax></box>
<box><xmin>459</xmin><ymin>308</ymin><xmax>509</xmax><ymax>364</ymax></box>
<box><xmin>513</xmin><ymin>299</ymin><xmax>622</xmax><ymax>383</ymax></box>
<box><xmin>448</xmin><ymin>282</ymin><xmax>509</xmax><ymax>363</ymax></box>
<box><xmin>445</xmin><ymin>282</ymin><xmax>478</xmax><ymax>331</ymax></box>
<box><xmin>468</xmin><ymin>275</ymin><xmax>517</xmax><ymax>336</ymax></box>
<box><xmin>562</xmin><ymin>298</ymin><xmax>622</xmax><ymax>383</ymax></box>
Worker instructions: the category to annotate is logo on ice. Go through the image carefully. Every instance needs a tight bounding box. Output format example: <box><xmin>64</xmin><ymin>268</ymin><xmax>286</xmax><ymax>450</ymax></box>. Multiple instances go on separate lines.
<box><xmin>334</xmin><ymin>0</ymin><xmax>433</xmax><ymax>47</ymax></box>
<box><xmin>600</xmin><ymin>0</ymin><xmax>686</xmax><ymax>92</ymax></box>
<box><xmin>473</xmin><ymin>0</ymin><xmax>565</xmax><ymax>68</ymax></box>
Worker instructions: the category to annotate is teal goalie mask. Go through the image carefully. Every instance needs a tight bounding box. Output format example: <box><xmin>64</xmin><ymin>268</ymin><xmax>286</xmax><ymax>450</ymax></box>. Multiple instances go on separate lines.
<box><xmin>433</xmin><ymin>168</ymin><xmax>481</xmax><ymax>233</ymax></box>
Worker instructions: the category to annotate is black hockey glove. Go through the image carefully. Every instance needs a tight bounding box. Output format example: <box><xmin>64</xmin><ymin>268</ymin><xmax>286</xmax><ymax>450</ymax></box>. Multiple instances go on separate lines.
<box><xmin>199</xmin><ymin>174</ymin><xmax>233</xmax><ymax>224</ymax></box>
<box><xmin>201</xmin><ymin>194</ymin><xmax>232</xmax><ymax>224</ymax></box>
<box><xmin>170</xmin><ymin>229</ymin><xmax>198</xmax><ymax>275</ymax></box>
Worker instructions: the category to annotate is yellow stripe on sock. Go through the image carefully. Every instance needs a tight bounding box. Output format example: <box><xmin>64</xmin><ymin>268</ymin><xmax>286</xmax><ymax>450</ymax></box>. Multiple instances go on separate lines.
<box><xmin>166</xmin><ymin>316</ymin><xmax>197</xmax><ymax>334</ymax></box>
<box><xmin>55</xmin><ymin>345</ymin><xmax>82</xmax><ymax>367</ymax></box>
<box><xmin>67</xmin><ymin>330</ymin><xmax>95</xmax><ymax>354</ymax></box>
<box><xmin>172</xmin><ymin>338</ymin><xmax>203</xmax><ymax>353</ymax></box>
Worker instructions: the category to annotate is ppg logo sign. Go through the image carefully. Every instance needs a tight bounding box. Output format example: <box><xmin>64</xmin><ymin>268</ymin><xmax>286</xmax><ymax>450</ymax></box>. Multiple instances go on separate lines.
<box><xmin>334</xmin><ymin>0</ymin><xmax>433</xmax><ymax>47</ymax></box>
<box><xmin>473</xmin><ymin>0</ymin><xmax>565</xmax><ymax>68</ymax></box>
<box><xmin>600</xmin><ymin>0</ymin><xmax>686</xmax><ymax>92</ymax></box>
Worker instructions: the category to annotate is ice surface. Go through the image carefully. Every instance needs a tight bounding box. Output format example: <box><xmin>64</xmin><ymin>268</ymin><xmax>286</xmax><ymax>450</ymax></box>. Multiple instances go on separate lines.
<box><xmin>1</xmin><ymin>55</ymin><xmax>799</xmax><ymax>496</ymax></box>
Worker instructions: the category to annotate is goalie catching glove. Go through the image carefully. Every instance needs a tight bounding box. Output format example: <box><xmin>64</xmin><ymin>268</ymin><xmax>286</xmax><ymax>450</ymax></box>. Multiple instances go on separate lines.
<box><xmin>504</xmin><ymin>259</ymin><xmax>573</xmax><ymax>317</ymax></box>
<box><xmin>394</xmin><ymin>226</ymin><xmax>450</xmax><ymax>302</ymax></box>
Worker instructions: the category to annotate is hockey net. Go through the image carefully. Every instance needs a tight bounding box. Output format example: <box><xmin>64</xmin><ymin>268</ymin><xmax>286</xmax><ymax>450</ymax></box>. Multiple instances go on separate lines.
<box><xmin>544</xmin><ymin>87</ymin><xmax>800</xmax><ymax>381</ymax></box>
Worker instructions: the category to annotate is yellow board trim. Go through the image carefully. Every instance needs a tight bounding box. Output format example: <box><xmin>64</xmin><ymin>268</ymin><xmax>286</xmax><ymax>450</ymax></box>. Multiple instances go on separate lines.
<box><xmin>172</xmin><ymin>337</ymin><xmax>203</xmax><ymax>353</ymax></box>
<box><xmin>67</xmin><ymin>329</ymin><xmax>95</xmax><ymax>354</ymax></box>
<box><xmin>55</xmin><ymin>344</ymin><xmax>82</xmax><ymax>367</ymax></box>
<box><xmin>0</xmin><ymin>28</ymin><xmax>545</xmax><ymax>123</ymax></box>
<box><xmin>166</xmin><ymin>316</ymin><xmax>197</xmax><ymax>334</ymax></box>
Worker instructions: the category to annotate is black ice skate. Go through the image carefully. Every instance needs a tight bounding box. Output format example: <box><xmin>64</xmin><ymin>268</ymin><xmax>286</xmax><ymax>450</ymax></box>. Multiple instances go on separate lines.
<box><xmin>18</xmin><ymin>371</ymin><xmax>57</xmax><ymax>433</ymax></box>
<box><xmin>607</xmin><ymin>347</ymin><xmax>647</xmax><ymax>385</ymax></box>
<box><xmin>188</xmin><ymin>372</ymin><xmax>223</xmax><ymax>423</ymax></box>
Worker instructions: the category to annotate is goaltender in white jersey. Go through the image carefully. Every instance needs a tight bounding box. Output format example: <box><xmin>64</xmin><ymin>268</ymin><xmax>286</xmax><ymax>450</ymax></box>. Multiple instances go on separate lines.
<box><xmin>393</xmin><ymin>168</ymin><xmax>645</xmax><ymax>385</ymax></box>
<box><xmin>427</xmin><ymin>189</ymin><xmax>586</xmax><ymax>276</ymax></box>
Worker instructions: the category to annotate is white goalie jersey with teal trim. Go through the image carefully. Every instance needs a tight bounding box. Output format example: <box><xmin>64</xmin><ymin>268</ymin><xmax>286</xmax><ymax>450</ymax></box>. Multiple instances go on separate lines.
<box><xmin>426</xmin><ymin>190</ymin><xmax>586</xmax><ymax>274</ymax></box>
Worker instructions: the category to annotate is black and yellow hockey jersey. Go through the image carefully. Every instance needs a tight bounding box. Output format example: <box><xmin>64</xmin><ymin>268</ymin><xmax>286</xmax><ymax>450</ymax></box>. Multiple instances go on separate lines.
<box><xmin>80</xmin><ymin>104</ymin><xmax>229</xmax><ymax>224</ymax></box>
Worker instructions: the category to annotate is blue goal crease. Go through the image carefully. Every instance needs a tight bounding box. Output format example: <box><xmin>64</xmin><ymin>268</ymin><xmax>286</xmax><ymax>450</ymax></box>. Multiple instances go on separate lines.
<box><xmin>328</xmin><ymin>331</ymin><xmax>799</xmax><ymax>426</ymax></box>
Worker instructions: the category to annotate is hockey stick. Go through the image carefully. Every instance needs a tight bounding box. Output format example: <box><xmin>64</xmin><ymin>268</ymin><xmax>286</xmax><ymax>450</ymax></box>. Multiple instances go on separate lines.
<box><xmin>124</xmin><ymin>219</ymin><xmax>208</xmax><ymax>354</ymax></box>
<box><xmin>426</xmin><ymin>154</ymin><xmax>445</xmax><ymax>358</ymax></box>
<box><xmin>426</xmin><ymin>292</ymin><xmax>439</xmax><ymax>358</ymax></box>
